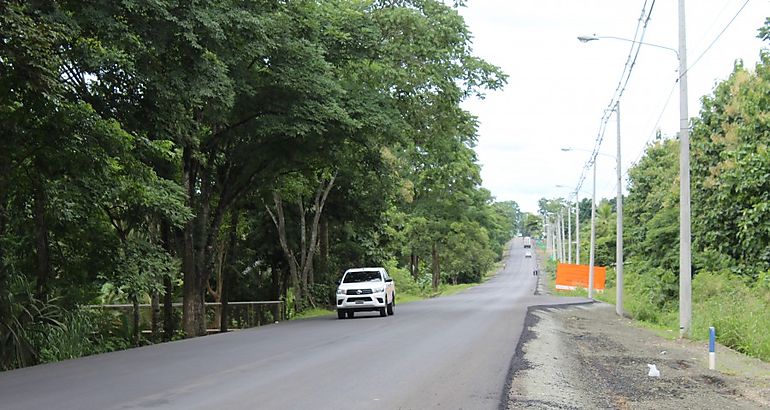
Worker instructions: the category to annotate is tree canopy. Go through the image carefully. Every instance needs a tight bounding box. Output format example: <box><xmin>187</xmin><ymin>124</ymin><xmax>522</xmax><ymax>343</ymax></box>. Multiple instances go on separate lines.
<box><xmin>0</xmin><ymin>0</ymin><xmax>516</xmax><ymax>369</ymax></box>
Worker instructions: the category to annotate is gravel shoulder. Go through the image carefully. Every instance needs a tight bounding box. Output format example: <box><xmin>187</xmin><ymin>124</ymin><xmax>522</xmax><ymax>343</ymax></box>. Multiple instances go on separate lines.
<box><xmin>504</xmin><ymin>301</ymin><xmax>770</xmax><ymax>409</ymax></box>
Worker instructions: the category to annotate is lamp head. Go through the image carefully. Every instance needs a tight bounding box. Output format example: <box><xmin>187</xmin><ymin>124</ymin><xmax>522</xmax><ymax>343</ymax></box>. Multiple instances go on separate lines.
<box><xmin>577</xmin><ymin>35</ymin><xmax>598</xmax><ymax>43</ymax></box>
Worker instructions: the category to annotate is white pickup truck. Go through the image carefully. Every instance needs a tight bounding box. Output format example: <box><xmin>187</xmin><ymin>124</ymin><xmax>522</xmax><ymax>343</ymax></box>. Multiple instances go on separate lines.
<box><xmin>335</xmin><ymin>267</ymin><xmax>395</xmax><ymax>319</ymax></box>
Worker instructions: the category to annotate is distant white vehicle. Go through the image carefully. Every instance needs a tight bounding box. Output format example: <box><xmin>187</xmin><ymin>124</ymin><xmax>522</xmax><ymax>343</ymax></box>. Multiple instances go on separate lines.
<box><xmin>523</xmin><ymin>236</ymin><xmax>532</xmax><ymax>248</ymax></box>
<box><xmin>335</xmin><ymin>267</ymin><xmax>395</xmax><ymax>319</ymax></box>
<box><xmin>525</xmin><ymin>250</ymin><xmax>532</xmax><ymax>258</ymax></box>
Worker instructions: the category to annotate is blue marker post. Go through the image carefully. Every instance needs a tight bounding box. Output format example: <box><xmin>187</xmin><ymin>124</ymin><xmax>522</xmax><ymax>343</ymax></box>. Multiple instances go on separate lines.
<box><xmin>709</xmin><ymin>326</ymin><xmax>716</xmax><ymax>370</ymax></box>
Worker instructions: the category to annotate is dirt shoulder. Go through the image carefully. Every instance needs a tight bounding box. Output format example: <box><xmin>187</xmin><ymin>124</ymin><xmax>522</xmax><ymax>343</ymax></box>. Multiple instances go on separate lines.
<box><xmin>503</xmin><ymin>301</ymin><xmax>770</xmax><ymax>409</ymax></box>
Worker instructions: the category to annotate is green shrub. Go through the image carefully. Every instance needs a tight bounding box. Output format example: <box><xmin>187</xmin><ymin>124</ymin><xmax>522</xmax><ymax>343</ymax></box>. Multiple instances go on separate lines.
<box><xmin>604</xmin><ymin>266</ymin><xmax>770</xmax><ymax>361</ymax></box>
<box><xmin>691</xmin><ymin>270</ymin><xmax>770</xmax><ymax>361</ymax></box>
<box><xmin>0</xmin><ymin>274</ymin><xmax>63</xmax><ymax>370</ymax></box>
<box><xmin>623</xmin><ymin>265</ymin><xmax>677</xmax><ymax>324</ymax></box>
<box><xmin>383</xmin><ymin>259</ymin><xmax>422</xmax><ymax>297</ymax></box>
<box><xmin>36</xmin><ymin>310</ymin><xmax>99</xmax><ymax>363</ymax></box>
<box><xmin>308</xmin><ymin>283</ymin><xmax>336</xmax><ymax>309</ymax></box>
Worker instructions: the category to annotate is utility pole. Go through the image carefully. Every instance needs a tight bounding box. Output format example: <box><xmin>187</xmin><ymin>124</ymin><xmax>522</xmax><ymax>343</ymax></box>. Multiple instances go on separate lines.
<box><xmin>616</xmin><ymin>102</ymin><xmax>624</xmax><ymax>317</ymax></box>
<box><xmin>551</xmin><ymin>217</ymin><xmax>557</xmax><ymax>260</ymax></box>
<box><xmin>575</xmin><ymin>194</ymin><xmax>580</xmax><ymax>264</ymax></box>
<box><xmin>567</xmin><ymin>200</ymin><xmax>572</xmax><ymax>263</ymax></box>
<box><xmin>556</xmin><ymin>214</ymin><xmax>563</xmax><ymax>261</ymax></box>
<box><xmin>678</xmin><ymin>0</ymin><xmax>692</xmax><ymax>337</ymax></box>
<box><xmin>559</xmin><ymin>209</ymin><xmax>567</xmax><ymax>262</ymax></box>
<box><xmin>588</xmin><ymin>159</ymin><xmax>597</xmax><ymax>299</ymax></box>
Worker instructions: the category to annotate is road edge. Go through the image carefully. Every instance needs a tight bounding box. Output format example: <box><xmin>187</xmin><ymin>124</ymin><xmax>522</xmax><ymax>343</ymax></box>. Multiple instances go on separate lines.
<box><xmin>498</xmin><ymin>301</ymin><xmax>595</xmax><ymax>410</ymax></box>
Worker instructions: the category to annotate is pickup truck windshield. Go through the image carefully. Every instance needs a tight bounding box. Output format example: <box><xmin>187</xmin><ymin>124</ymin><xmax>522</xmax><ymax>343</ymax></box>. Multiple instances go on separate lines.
<box><xmin>343</xmin><ymin>271</ymin><xmax>382</xmax><ymax>283</ymax></box>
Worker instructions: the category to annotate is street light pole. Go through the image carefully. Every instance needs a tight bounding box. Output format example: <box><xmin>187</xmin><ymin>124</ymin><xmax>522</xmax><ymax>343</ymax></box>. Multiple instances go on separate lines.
<box><xmin>678</xmin><ymin>0</ymin><xmax>692</xmax><ymax>337</ymax></box>
<box><xmin>575</xmin><ymin>193</ymin><xmax>580</xmax><ymax>264</ymax></box>
<box><xmin>588</xmin><ymin>158</ymin><xmax>596</xmax><ymax>299</ymax></box>
<box><xmin>615</xmin><ymin>102</ymin><xmax>624</xmax><ymax>317</ymax></box>
<box><xmin>551</xmin><ymin>216</ymin><xmax>557</xmax><ymax>260</ymax></box>
<box><xmin>576</xmin><ymin>33</ymin><xmax>683</xmax><ymax>315</ymax></box>
<box><xmin>559</xmin><ymin>208</ymin><xmax>567</xmax><ymax>262</ymax></box>
<box><xmin>567</xmin><ymin>200</ymin><xmax>572</xmax><ymax>263</ymax></box>
<box><xmin>559</xmin><ymin>212</ymin><xmax>564</xmax><ymax>261</ymax></box>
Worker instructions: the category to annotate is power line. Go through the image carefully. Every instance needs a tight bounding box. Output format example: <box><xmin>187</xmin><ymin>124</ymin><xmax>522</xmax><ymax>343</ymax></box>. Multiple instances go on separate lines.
<box><xmin>630</xmin><ymin>80</ymin><xmax>678</xmax><ymax>167</ymax></box>
<box><xmin>684</xmin><ymin>0</ymin><xmax>751</xmax><ymax>76</ymax></box>
<box><xmin>577</xmin><ymin>0</ymin><xmax>749</xmax><ymax>201</ymax></box>
<box><xmin>573</xmin><ymin>0</ymin><xmax>656</xmax><ymax>195</ymax></box>
<box><xmin>626</xmin><ymin>0</ymin><xmax>751</xmax><ymax>183</ymax></box>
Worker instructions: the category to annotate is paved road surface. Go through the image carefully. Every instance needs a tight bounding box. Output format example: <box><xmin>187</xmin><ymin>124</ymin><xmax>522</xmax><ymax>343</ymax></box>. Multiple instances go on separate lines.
<box><xmin>0</xmin><ymin>238</ymin><xmax>586</xmax><ymax>409</ymax></box>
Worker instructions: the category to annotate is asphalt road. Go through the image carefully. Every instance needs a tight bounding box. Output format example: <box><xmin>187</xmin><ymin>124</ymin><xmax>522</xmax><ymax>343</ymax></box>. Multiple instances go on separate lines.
<box><xmin>0</xmin><ymin>238</ymin><xmax>586</xmax><ymax>409</ymax></box>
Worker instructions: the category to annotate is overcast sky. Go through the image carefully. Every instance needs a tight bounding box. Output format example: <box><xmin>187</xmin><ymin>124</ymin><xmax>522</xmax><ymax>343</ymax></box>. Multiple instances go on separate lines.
<box><xmin>458</xmin><ymin>0</ymin><xmax>769</xmax><ymax>213</ymax></box>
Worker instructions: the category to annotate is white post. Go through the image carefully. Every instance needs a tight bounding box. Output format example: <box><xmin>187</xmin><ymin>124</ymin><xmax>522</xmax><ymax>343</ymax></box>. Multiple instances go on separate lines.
<box><xmin>678</xmin><ymin>0</ymin><xmax>692</xmax><ymax>337</ymax></box>
<box><xmin>576</xmin><ymin>193</ymin><xmax>580</xmax><ymax>265</ymax></box>
<box><xmin>556</xmin><ymin>214</ymin><xmax>563</xmax><ymax>261</ymax></box>
<box><xmin>560</xmin><ymin>213</ymin><xmax>566</xmax><ymax>261</ymax></box>
<box><xmin>567</xmin><ymin>201</ymin><xmax>572</xmax><ymax>263</ymax></box>
<box><xmin>589</xmin><ymin>159</ymin><xmax>597</xmax><ymax>299</ymax></box>
<box><xmin>616</xmin><ymin>102</ymin><xmax>624</xmax><ymax>317</ymax></box>
<box><xmin>552</xmin><ymin>215</ymin><xmax>557</xmax><ymax>261</ymax></box>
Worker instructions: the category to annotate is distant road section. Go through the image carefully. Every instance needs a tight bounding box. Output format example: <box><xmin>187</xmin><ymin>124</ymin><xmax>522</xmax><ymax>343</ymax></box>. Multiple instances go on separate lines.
<box><xmin>0</xmin><ymin>238</ymin><xmax>586</xmax><ymax>409</ymax></box>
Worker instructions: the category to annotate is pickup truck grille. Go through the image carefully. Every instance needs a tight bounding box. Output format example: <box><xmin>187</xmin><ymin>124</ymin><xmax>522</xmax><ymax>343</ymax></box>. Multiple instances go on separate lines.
<box><xmin>347</xmin><ymin>297</ymin><xmax>372</xmax><ymax>303</ymax></box>
<box><xmin>346</xmin><ymin>289</ymin><xmax>373</xmax><ymax>295</ymax></box>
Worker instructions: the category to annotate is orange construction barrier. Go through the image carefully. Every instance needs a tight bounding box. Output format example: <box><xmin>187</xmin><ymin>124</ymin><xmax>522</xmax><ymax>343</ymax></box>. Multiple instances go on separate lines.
<box><xmin>555</xmin><ymin>263</ymin><xmax>606</xmax><ymax>291</ymax></box>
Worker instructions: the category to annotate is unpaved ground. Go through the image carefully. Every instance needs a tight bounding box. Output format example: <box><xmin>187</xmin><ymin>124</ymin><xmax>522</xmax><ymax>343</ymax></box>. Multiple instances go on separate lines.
<box><xmin>504</xmin><ymin>301</ymin><xmax>770</xmax><ymax>409</ymax></box>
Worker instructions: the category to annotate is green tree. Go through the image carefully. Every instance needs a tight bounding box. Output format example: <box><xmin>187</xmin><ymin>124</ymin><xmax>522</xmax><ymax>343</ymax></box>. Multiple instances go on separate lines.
<box><xmin>691</xmin><ymin>55</ymin><xmax>770</xmax><ymax>278</ymax></box>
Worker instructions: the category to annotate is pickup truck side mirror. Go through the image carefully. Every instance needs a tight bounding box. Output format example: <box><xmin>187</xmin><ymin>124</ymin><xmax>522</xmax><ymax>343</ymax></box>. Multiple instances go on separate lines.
<box><xmin>385</xmin><ymin>278</ymin><xmax>393</xmax><ymax>283</ymax></box>
<box><xmin>336</xmin><ymin>279</ymin><xmax>341</xmax><ymax>285</ymax></box>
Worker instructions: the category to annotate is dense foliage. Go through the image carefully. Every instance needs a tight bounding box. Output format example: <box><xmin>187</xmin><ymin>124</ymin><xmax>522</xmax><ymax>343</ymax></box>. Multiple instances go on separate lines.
<box><xmin>0</xmin><ymin>0</ymin><xmax>518</xmax><ymax>369</ymax></box>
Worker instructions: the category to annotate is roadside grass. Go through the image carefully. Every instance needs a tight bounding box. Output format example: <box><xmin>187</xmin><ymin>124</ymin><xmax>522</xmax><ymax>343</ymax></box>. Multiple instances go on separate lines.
<box><xmin>291</xmin><ymin>308</ymin><xmax>336</xmax><ymax>320</ymax></box>
<box><xmin>395</xmin><ymin>293</ymin><xmax>424</xmax><ymax>304</ymax></box>
<box><xmin>545</xmin><ymin>259</ymin><xmax>770</xmax><ymax>361</ymax></box>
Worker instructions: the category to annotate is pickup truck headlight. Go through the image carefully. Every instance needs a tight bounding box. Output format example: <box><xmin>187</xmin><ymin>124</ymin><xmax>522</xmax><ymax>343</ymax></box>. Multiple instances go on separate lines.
<box><xmin>336</xmin><ymin>288</ymin><xmax>346</xmax><ymax>295</ymax></box>
<box><xmin>372</xmin><ymin>286</ymin><xmax>385</xmax><ymax>293</ymax></box>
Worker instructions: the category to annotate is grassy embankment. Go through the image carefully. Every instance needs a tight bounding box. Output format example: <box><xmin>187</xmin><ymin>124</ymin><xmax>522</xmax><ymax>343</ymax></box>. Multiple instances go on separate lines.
<box><xmin>541</xmin><ymin>253</ymin><xmax>770</xmax><ymax>362</ymax></box>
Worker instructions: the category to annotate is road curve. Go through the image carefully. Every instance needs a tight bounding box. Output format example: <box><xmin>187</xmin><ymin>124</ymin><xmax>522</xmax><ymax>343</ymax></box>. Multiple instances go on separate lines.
<box><xmin>0</xmin><ymin>238</ymin><xmax>587</xmax><ymax>409</ymax></box>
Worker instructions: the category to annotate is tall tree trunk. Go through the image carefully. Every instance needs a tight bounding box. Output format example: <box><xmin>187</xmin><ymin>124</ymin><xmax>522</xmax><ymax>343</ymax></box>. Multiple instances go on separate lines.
<box><xmin>182</xmin><ymin>218</ymin><xmax>201</xmax><ymax>337</ymax></box>
<box><xmin>410</xmin><ymin>251</ymin><xmax>417</xmax><ymax>279</ymax></box>
<box><xmin>193</xmin><ymin>158</ymin><xmax>214</xmax><ymax>336</ymax></box>
<box><xmin>33</xmin><ymin>184</ymin><xmax>51</xmax><ymax>300</ymax></box>
<box><xmin>207</xmin><ymin>240</ymin><xmax>224</xmax><ymax>330</ymax></box>
<box><xmin>0</xmin><ymin>197</ymin><xmax>6</xmax><ymax>286</ymax></box>
<box><xmin>132</xmin><ymin>294</ymin><xmax>141</xmax><ymax>346</ymax></box>
<box><xmin>432</xmin><ymin>242</ymin><xmax>440</xmax><ymax>291</ymax></box>
<box><xmin>161</xmin><ymin>222</ymin><xmax>175</xmax><ymax>342</ymax></box>
<box><xmin>151</xmin><ymin>291</ymin><xmax>160</xmax><ymax>340</ymax></box>
<box><xmin>266</xmin><ymin>173</ymin><xmax>337</xmax><ymax>312</ymax></box>
<box><xmin>321</xmin><ymin>219</ymin><xmax>329</xmax><ymax>263</ymax></box>
<box><xmin>299</xmin><ymin>174</ymin><xmax>337</xmax><ymax>306</ymax></box>
<box><xmin>182</xmin><ymin>147</ymin><xmax>205</xmax><ymax>337</ymax></box>
<box><xmin>163</xmin><ymin>275</ymin><xmax>174</xmax><ymax>341</ymax></box>
<box><xmin>299</xmin><ymin>199</ymin><xmax>307</xmax><ymax>277</ymax></box>
<box><xmin>266</xmin><ymin>192</ymin><xmax>302</xmax><ymax>310</ymax></box>
<box><xmin>272</xmin><ymin>265</ymin><xmax>284</xmax><ymax>322</ymax></box>
<box><xmin>220</xmin><ymin>210</ymin><xmax>239</xmax><ymax>333</ymax></box>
